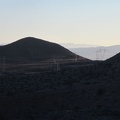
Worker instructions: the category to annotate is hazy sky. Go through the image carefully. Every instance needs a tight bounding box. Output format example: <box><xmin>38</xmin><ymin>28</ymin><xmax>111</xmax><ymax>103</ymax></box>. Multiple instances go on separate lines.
<box><xmin>0</xmin><ymin>0</ymin><xmax>120</xmax><ymax>46</ymax></box>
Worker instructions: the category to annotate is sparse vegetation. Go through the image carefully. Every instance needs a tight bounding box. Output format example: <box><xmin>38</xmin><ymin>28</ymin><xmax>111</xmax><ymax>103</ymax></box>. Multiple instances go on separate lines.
<box><xmin>0</xmin><ymin>38</ymin><xmax>120</xmax><ymax>119</ymax></box>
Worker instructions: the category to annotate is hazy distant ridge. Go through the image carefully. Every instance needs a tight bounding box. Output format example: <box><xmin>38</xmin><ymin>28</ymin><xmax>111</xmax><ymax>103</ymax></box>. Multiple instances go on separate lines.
<box><xmin>69</xmin><ymin>45</ymin><xmax>120</xmax><ymax>60</ymax></box>
<box><xmin>60</xmin><ymin>43</ymin><xmax>99</xmax><ymax>48</ymax></box>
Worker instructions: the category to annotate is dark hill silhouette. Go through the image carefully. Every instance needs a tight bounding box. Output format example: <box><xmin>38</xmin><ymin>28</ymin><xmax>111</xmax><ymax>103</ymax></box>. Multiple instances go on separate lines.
<box><xmin>0</xmin><ymin>37</ymin><xmax>86</xmax><ymax>61</ymax></box>
<box><xmin>105</xmin><ymin>52</ymin><xmax>120</xmax><ymax>63</ymax></box>
<box><xmin>100</xmin><ymin>52</ymin><xmax>120</xmax><ymax>74</ymax></box>
<box><xmin>98</xmin><ymin>51</ymin><xmax>120</xmax><ymax>68</ymax></box>
<box><xmin>0</xmin><ymin>37</ymin><xmax>73</xmax><ymax>58</ymax></box>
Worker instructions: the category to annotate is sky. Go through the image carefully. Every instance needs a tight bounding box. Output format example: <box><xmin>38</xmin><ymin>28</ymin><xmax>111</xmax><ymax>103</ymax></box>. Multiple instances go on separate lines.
<box><xmin>0</xmin><ymin>0</ymin><xmax>120</xmax><ymax>46</ymax></box>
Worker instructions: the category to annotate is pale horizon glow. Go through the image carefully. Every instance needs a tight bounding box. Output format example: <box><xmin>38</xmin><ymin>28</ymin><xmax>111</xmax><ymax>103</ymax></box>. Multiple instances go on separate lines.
<box><xmin>0</xmin><ymin>0</ymin><xmax>120</xmax><ymax>46</ymax></box>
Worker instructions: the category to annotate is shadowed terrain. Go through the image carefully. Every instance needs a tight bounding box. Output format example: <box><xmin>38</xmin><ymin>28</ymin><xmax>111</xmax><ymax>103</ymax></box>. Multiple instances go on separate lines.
<box><xmin>0</xmin><ymin>38</ymin><xmax>120</xmax><ymax>120</ymax></box>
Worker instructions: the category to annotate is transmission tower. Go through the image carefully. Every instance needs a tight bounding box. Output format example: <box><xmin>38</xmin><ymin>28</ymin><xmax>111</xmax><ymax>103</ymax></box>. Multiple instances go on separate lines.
<box><xmin>96</xmin><ymin>48</ymin><xmax>106</xmax><ymax>60</ymax></box>
<box><xmin>56</xmin><ymin>61</ymin><xmax>60</xmax><ymax>71</ymax></box>
<box><xmin>2</xmin><ymin>57</ymin><xmax>6</xmax><ymax>73</ymax></box>
<box><xmin>96</xmin><ymin>51</ymin><xmax>100</xmax><ymax>60</ymax></box>
<box><xmin>75</xmin><ymin>54</ymin><xmax>78</xmax><ymax>62</ymax></box>
<box><xmin>53</xmin><ymin>57</ymin><xmax>60</xmax><ymax>71</ymax></box>
<box><xmin>101</xmin><ymin>48</ymin><xmax>106</xmax><ymax>60</ymax></box>
<box><xmin>54</xmin><ymin>57</ymin><xmax>57</xmax><ymax>64</ymax></box>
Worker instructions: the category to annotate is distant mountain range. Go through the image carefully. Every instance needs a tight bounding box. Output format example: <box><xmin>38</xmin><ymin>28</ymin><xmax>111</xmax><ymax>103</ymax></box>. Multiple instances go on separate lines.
<box><xmin>69</xmin><ymin>45</ymin><xmax>120</xmax><ymax>60</ymax></box>
<box><xmin>60</xmin><ymin>43</ymin><xmax>98</xmax><ymax>48</ymax></box>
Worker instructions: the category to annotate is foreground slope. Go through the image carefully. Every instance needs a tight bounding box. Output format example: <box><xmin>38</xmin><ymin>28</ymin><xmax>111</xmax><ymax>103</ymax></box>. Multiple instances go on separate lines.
<box><xmin>0</xmin><ymin>46</ymin><xmax>120</xmax><ymax>119</ymax></box>
<box><xmin>0</xmin><ymin>53</ymin><xmax>120</xmax><ymax>119</ymax></box>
